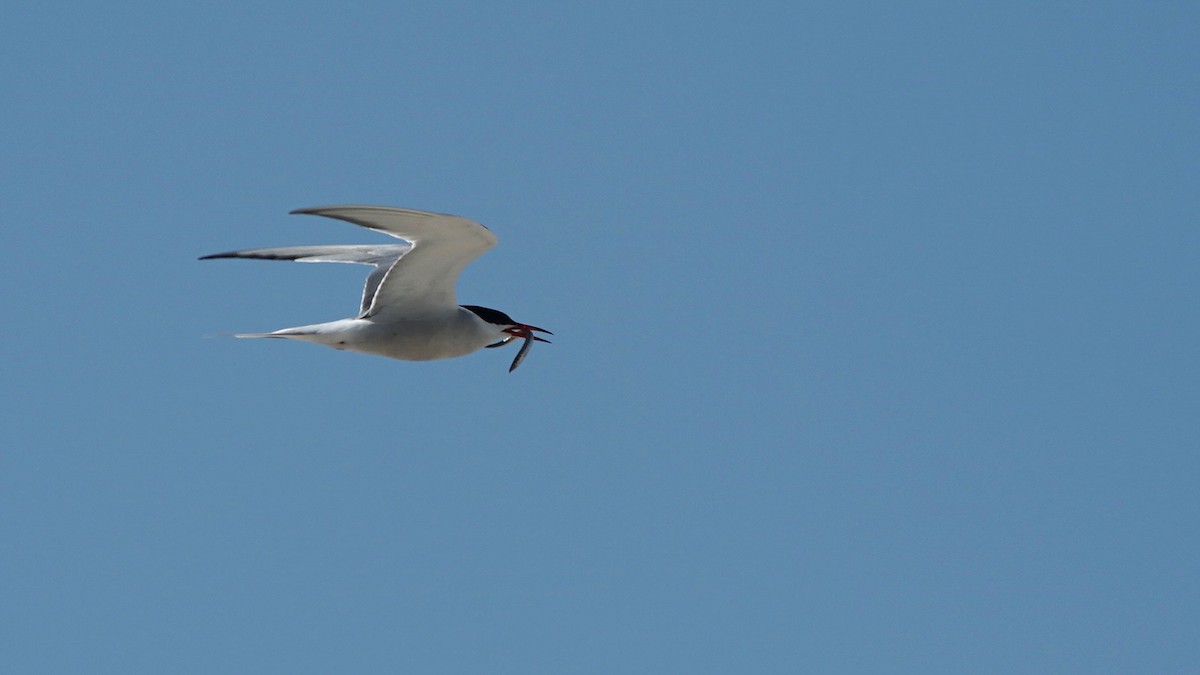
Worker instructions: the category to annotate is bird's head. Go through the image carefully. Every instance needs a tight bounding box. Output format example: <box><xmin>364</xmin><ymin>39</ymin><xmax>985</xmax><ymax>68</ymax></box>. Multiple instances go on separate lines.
<box><xmin>463</xmin><ymin>305</ymin><xmax>553</xmax><ymax>371</ymax></box>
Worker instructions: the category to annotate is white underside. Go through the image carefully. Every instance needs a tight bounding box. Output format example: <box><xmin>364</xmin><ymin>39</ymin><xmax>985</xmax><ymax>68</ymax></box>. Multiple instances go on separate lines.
<box><xmin>237</xmin><ymin>308</ymin><xmax>505</xmax><ymax>361</ymax></box>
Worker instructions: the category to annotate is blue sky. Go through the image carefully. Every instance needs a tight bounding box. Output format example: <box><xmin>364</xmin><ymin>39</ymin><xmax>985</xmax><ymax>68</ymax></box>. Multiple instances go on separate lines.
<box><xmin>2</xmin><ymin>2</ymin><xmax>1197</xmax><ymax>673</ymax></box>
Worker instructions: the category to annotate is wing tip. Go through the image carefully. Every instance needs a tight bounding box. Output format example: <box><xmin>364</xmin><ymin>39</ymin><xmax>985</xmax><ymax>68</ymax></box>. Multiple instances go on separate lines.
<box><xmin>289</xmin><ymin>205</ymin><xmax>381</xmax><ymax>216</ymax></box>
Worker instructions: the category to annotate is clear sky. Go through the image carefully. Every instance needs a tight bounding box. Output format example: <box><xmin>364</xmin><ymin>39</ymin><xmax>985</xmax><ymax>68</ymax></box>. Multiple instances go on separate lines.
<box><xmin>2</xmin><ymin>2</ymin><xmax>1197</xmax><ymax>673</ymax></box>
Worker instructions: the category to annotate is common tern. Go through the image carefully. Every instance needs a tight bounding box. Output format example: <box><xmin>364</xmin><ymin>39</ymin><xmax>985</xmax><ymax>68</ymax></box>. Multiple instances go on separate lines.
<box><xmin>201</xmin><ymin>205</ymin><xmax>552</xmax><ymax>372</ymax></box>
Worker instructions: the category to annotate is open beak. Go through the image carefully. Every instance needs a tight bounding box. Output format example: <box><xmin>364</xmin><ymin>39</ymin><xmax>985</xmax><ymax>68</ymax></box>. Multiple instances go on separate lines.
<box><xmin>499</xmin><ymin>324</ymin><xmax>553</xmax><ymax>372</ymax></box>
<box><xmin>520</xmin><ymin>324</ymin><xmax>553</xmax><ymax>339</ymax></box>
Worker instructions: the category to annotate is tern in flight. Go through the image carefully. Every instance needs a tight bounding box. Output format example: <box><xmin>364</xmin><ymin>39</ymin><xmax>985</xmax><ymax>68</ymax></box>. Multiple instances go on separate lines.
<box><xmin>201</xmin><ymin>205</ymin><xmax>552</xmax><ymax>372</ymax></box>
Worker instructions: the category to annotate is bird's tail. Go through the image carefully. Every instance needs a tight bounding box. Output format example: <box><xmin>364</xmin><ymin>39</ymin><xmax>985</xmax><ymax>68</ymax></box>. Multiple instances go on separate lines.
<box><xmin>233</xmin><ymin>327</ymin><xmax>319</xmax><ymax>340</ymax></box>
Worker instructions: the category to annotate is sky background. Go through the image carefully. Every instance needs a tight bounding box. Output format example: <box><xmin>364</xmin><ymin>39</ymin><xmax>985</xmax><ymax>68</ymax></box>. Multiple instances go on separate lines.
<box><xmin>2</xmin><ymin>2</ymin><xmax>1197</xmax><ymax>673</ymax></box>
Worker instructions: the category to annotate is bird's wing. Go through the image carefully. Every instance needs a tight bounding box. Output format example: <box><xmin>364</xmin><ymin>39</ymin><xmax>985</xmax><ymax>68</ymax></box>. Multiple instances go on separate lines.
<box><xmin>199</xmin><ymin>244</ymin><xmax>410</xmax><ymax>316</ymax></box>
<box><xmin>288</xmin><ymin>206</ymin><xmax>498</xmax><ymax>317</ymax></box>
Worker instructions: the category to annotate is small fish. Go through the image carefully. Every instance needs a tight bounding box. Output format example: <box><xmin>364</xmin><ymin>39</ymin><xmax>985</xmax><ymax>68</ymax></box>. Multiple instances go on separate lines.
<box><xmin>509</xmin><ymin>331</ymin><xmax>536</xmax><ymax>372</ymax></box>
<box><xmin>486</xmin><ymin>324</ymin><xmax>551</xmax><ymax>371</ymax></box>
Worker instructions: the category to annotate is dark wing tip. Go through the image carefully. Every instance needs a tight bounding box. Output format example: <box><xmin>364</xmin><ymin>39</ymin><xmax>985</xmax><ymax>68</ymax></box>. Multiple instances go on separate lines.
<box><xmin>289</xmin><ymin>205</ymin><xmax>369</xmax><ymax>216</ymax></box>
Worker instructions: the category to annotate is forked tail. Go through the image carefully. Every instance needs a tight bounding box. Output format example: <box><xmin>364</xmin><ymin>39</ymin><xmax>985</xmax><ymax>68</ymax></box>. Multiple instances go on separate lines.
<box><xmin>233</xmin><ymin>327</ymin><xmax>319</xmax><ymax>340</ymax></box>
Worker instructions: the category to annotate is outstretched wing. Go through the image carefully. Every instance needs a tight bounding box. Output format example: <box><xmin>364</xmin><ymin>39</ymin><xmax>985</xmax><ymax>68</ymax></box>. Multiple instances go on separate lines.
<box><xmin>289</xmin><ymin>206</ymin><xmax>498</xmax><ymax>317</ymax></box>
<box><xmin>199</xmin><ymin>244</ymin><xmax>410</xmax><ymax>316</ymax></box>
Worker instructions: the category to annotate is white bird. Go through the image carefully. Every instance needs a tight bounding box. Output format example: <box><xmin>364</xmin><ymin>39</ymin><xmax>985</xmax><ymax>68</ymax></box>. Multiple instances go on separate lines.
<box><xmin>201</xmin><ymin>205</ymin><xmax>551</xmax><ymax>372</ymax></box>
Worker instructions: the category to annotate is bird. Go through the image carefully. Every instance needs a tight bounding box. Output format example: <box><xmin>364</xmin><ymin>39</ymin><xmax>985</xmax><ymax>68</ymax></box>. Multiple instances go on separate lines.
<box><xmin>200</xmin><ymin>205</ymin><xmax>552</xmax><ymax>372</ymax></box>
